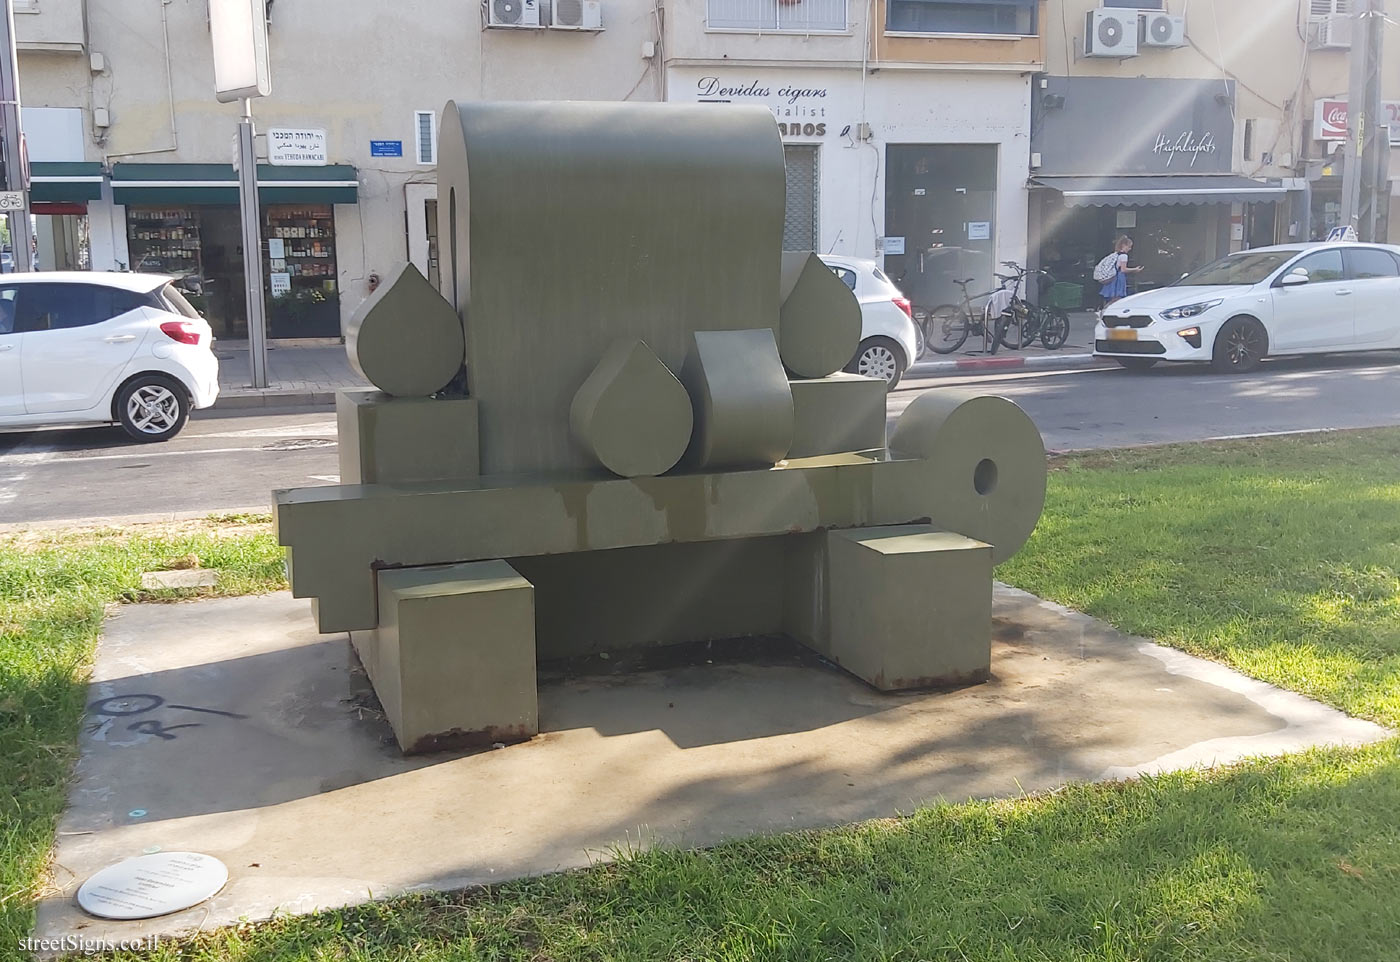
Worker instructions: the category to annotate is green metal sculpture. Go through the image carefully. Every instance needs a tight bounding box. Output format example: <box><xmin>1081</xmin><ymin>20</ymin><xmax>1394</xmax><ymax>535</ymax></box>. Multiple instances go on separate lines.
<box><xmin>275</xmin><ymin>101</ymin><xmax>1046</xmax><ymax>753</ymax></box>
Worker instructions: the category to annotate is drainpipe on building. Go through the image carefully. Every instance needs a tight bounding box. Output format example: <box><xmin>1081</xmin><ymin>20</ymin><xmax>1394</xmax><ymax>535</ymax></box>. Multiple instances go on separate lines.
<box><xmin>100</xmin><ymin>0</ymin><xmax>179</xmax><ymax>162</ymax></box>
<box><xmin>0</xmin><ymin>0</ymin><xmax>32</xmax><ymax>271</ymax></box>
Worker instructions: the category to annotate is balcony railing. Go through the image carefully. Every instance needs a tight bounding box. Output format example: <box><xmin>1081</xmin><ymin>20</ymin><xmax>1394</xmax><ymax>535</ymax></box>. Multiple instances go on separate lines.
<box><xmin>707</xmin><ymin>0</ymin><xmax>847</xmax><ymax>33</ymax></box>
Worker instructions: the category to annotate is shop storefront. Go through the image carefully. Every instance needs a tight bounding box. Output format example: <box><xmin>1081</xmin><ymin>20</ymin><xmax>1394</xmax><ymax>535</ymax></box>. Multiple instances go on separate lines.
<box><xmin>1028</xmin><ymin>77</ymin><xmax>1287</xmax><ymax>307</ymax></box>
<box><xmin>28</xmin><ymin>161</ymin><xmax>104</xmax><ymax>271</ymax></box>
<box><xmin>666</xmin><ymin>65</ymin><xmax>1032</xmax><ymax>306</ymax></box>
<box><xmin>111</xmin><ymin>164</ymin><xmax>357</xmax><ymax>339</ymax></box>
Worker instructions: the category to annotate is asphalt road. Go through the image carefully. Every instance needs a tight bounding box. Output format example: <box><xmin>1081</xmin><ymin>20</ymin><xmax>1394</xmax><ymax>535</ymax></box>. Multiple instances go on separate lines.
<box><xmin>3</xmin><ymin>351</ymin><xmax>1400</xmax><ymax>525</ymax></box>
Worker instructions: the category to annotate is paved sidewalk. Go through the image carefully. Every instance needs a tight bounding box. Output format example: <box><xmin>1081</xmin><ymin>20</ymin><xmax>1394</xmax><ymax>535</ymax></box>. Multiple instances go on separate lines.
<box><xmin>213</xmin><ymin>311</ymin><xmax>1109</xmax><ymax>408</ymax></box>
<box><xmin>214</xmin><ymin>339</ymin><xmax>368</xmax><ymax>409</ymax></box>
<box><xmin>908</xmin><ymin>309</ymin><xmax>1107</xmax><ymax>378</ymax></box>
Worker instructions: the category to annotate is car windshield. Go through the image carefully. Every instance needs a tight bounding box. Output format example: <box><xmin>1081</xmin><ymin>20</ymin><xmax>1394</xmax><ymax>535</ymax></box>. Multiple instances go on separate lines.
<box><xmin>1174</xmin><ymin>251</ymin><xmax>1297</xmax><ymax>287</ymax></box>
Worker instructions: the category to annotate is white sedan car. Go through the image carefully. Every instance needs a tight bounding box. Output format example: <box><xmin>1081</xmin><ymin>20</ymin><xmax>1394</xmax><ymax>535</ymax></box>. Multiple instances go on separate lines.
<box><xmin>820</xmin><ymin>255</ymin><xmax>921</xmax><ymax>388</ymax></box>
<box><xmin>1095</xmin><ymin>242</ymin><xmax>1400</xmax><ymax>373</ymax></box>
<box><xmin>0</xmin><ymin>272</ymin><xmax>219</xmax><ymax>441</ymax></box>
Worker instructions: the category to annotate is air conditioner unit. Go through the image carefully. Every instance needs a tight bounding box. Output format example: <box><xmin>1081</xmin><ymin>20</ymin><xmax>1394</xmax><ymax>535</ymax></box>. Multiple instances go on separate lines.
<box><xmin>488</xmin><ymin>0</ymin><xmax>541</xmax><ymax>28</ymax></box>
<box><xmin>1141</xmin><ymin>13</ymin><xmax>1186</xmax><ymax>48</ymax></box>
<box><xmin>1084</xmin><ymin>9</ymin><xmax>1137</xmax><ymax>58</ymax></box>
<box><xmin>1310</xmin><ymin>14</ymin><xmax>1352</xmax><ymax>49</ymax></box>
<box><xmin>551</xmin><ymin>0</ymin><xmax>602</xmax><ymax>30</ymax></box>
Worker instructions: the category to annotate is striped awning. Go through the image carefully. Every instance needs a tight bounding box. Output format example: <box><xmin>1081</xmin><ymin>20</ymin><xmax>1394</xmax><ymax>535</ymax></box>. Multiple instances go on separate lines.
<box><xmin>111</xmin><ymin>163</ymin><xmax>359</xmax><ymax>205</ymax></box>
<box><xmin>29</xmin><ymin>162</ymin><xmax>104</xmax><ymax>203</ymax></box>
<box><xmin>1029</xmin><ymin>174</ymin><xmax>1289</xmax><ymax>208</ymax></box>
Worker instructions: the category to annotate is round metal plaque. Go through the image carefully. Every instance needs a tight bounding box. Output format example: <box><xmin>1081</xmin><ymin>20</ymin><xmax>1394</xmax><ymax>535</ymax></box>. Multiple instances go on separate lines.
<box><xmin>76</xmin><ymin>852</ymin><xmax>228</xmax><ymax>920</ymax></box>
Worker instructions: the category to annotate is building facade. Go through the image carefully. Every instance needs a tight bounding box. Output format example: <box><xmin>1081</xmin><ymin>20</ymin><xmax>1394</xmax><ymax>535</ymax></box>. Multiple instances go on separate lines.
<box><xmin>1031</xmin><ymin>0</ymin><xmax>1399</xmax><ymax>304</ymax></box>
<box><xmin>7</xmin><ymin>0</ymin><xmax>1395</xmax><ymax>332</ymax></box>
<box><xmin>13</xmin><ymin>0</ymin><xmax>659</xmax><ymax>338</ymax></box>
<box><xmin>665</xmin><ymin>0</ymin><xmax>1045</xmax><ymax>310</ymax></box>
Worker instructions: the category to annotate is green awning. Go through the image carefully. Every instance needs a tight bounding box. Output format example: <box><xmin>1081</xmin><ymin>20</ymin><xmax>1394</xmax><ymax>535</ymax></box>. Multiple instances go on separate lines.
<box><xmin>30</xmin><ymin>162</ymin><xmax>104</xmax><ymax>203</ymax></box>
<box><xmin>111</xmin><ymin>163</ymin><xmax>359</xmax><ymax>206</ymax></box>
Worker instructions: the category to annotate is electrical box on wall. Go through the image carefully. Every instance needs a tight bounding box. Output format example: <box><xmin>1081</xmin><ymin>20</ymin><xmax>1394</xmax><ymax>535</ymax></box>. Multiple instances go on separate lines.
<box><xmin>92</xmin><ymin>108</ymin><xmax>110</xmax><ymax>129</ymax></box>
<box><xmin>1084</xmin><ymin>9</ymin><xmax>1138</xmax><ymax>58</ymax></box>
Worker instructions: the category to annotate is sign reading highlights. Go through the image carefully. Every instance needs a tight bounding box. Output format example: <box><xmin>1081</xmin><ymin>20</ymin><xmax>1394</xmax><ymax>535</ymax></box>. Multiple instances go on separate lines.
<box><xmin>267</xmin><ymin>128</ymin><xmax>328</xmax><ymax>166</ymax></box>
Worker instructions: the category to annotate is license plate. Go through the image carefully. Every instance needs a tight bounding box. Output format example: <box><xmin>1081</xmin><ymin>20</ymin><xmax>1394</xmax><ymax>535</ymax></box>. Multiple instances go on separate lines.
<box><xmin>1107</xmin><ymin>328</ymin><xmax>1138</xmax><ymax>341</ymax></box>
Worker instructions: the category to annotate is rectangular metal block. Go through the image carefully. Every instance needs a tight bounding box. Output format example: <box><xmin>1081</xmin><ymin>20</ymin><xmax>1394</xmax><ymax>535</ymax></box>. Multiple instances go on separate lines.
<box><xmin>817</xmin><ymin>525</ymin><xmax>992</xmax><ymax>691</ymax></box>
<box><xmin>787</xmin><ymin>373</ymin><xmax>888</xmax><ymax>459</ymax></box>
<box><xmin>337</xmin><ymin>390</ymin><xmax>480</xmax><ymax>485</ymax></box>
<box><xmin>275</xmin><ymin>454</ymin><xmax>936</xmax><ymax>634</ymax></box>
<box><xmin>364</xmin><ymin>561</ymin><xmax>537</xmax><ymax>754</ymax></box>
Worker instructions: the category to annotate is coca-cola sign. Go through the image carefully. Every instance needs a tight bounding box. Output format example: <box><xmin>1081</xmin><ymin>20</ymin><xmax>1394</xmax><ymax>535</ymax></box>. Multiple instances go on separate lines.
<box><xmin>1314</xmin><ymin>98</ymin><xmax>1400</xmax><ymax>144</ymax></box>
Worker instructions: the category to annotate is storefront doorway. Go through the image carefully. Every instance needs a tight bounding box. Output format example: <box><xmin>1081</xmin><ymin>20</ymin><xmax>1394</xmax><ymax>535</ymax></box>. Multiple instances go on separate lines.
<box><xmin>113</xmin><ymin>163</ymin><xmax>357</xmax><ymax>340</ymax></box>
<box><xmin>125</xmin><ymin>203</ymin><xmax>341</xmax><ymax>340</ymax></box>
<box><xmin>883</xmin><ymin>144</ymin><xmax>998</xmax><ymax>311</ymax></box>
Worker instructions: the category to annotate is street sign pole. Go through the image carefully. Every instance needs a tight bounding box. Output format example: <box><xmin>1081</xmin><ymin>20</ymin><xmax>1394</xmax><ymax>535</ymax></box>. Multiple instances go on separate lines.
<box><xmin>1341</xmin><ymin>0</ymin><xmax>1386</xmax><ymax>241</ymax></box>
<box><xmin>0</xmin><ymin>0</ymin><xmax>32</xmax><ymax>271</ymax></box>
<box><xmin>210</xmin><ymin>0</ymin><xmax>272</xmax><ymax>387</ymax></box>
<box><xmin>237</xmin><ymin>100</ymin><xmax>269</xmax><ymax>389</ymax></box>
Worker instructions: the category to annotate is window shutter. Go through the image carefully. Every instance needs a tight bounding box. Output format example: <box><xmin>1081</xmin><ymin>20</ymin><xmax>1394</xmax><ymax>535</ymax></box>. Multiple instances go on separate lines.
<box><xmin>415</xmin><ymin>111</ymin><xmax>437</xmax><ymax>165</ymax></box>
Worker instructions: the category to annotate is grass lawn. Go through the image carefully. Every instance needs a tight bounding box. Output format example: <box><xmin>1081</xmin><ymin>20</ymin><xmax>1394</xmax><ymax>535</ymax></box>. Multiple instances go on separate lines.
<box><xmin>0</xmin><ymin>516</ymin><xmax>287</xmax><ymax>953</ymax></box>
<box><xmin>2</xmin><ymin>429</ymin><xmax>1399</xmax><ymax>960</ymax></box>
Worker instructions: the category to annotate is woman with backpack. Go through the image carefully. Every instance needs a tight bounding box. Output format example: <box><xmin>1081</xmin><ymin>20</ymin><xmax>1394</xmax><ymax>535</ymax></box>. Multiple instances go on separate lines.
<box><xmin>1093</xmin><ymin>235</ymin><xmax>1144</xmax><ymax>309</ymax></box>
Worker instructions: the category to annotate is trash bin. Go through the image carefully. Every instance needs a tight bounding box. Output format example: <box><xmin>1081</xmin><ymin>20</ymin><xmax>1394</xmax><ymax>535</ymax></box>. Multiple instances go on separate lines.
<box><xmin>1047</xmin><ymin>281</ymin><xmax>1083</xmax><ymax>310</ymax></box>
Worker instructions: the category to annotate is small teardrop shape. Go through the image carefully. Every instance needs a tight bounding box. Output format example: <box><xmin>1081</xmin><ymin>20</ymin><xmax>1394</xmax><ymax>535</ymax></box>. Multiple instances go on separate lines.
<box><xmin>571</xmin><ymin>339</ymin><xmax>694</xmax><ymax>478</ymax></box>
<box><xmin>345</xmin><ymin>263</ymin><xmax>464</xmax><ymax>397</ymax></box>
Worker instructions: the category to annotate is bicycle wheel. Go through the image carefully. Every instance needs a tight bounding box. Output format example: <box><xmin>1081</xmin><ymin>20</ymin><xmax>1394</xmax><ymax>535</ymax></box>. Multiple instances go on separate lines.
<box><xmin>1040</xmin><ymin>308</ymin><xmax>1070</xmax><ymax>350</ymax></box>
<box><xmin>997</xmin><ymin>305</ymin><xmax>1036</xmax><ymax>350</ymax></box>
<box><xmin>925</xmin><ymin>304</ymin><xmax>970</xmax><ymax>354</ymax></box>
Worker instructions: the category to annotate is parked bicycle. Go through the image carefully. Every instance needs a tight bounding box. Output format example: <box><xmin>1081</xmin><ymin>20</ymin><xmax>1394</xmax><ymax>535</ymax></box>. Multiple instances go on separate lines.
<box><xmin>993</xmin><ymin>262</ymin><xmax>1070</xmax><ymax>351</ymax></box>
<box><xmin>921</xmin><ymin>276</ymin><xmax>1014</xmax><ymax>355</ymax></box>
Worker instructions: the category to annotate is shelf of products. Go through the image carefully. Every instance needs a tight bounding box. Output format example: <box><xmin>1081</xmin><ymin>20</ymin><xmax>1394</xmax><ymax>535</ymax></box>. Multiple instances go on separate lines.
<box><xmin>265</xmin><ymin>205</ymin><xmax>339</xmax><ymax>289</ymax></box>
<box><xmin>264</xmin><ymin>204</ymin><xmax>340</xmax><ymax>337</ymax></box>
<box><xmin>127</xmin><ymin>207</ymin><xmax>201</xmax><ymax>276</ymax></box>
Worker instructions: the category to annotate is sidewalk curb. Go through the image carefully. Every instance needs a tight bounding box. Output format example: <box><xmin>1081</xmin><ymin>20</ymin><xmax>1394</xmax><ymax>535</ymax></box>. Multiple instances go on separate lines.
<box><xmin>908</xmin><ymin>352</ymin><xmax>1110</xmax><ymax>378</ymax></box>
<box><xmin>213</xmin><ymin>390</ymin><xmax>341</xmax><ymax>410</ymax></box>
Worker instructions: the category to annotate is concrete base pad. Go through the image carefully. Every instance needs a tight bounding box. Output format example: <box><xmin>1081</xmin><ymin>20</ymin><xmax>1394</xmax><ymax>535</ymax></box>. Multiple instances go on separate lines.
<box><xmin>38</xmin><ymin>589</ymin><xmax>1390</xmax><ymax>944</ymax></box>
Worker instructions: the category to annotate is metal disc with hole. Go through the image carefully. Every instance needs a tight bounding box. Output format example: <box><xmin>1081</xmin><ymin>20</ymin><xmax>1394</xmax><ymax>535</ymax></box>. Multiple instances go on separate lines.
<box><xmin>76</xmin><ymin>852</ymin><xmax>228</xmax><ymax>920</ymax></box>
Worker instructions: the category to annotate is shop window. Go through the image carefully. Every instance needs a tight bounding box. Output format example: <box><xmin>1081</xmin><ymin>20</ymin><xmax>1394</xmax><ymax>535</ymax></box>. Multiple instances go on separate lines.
<box><xmin>883</xmin><ymin>144</ymin><xmax>998</xmax><ymax>309</ymax></box>
<box><xmin>707</xmin><ymin>0</ymin><xmax>846</xmax><ymax>32</ymax></box>
<box><xmin>782</xmin><ymin>144</ymin><xmax>819</xmax><ymax>251</ymax></box>
<box><xmin>415</xmin><ymin>111</ymin><xmax>437</xmax><ymax>165</ymax></box>
<box><xmin>886</xmin><ymin>0</ymin><xmax>1036</xmax><ymax>36</ymax></box>
<box><xmin>127</xmin><ymin>208</ymin><xmax>200</xmax><ymax>277</ymax></box>
<box><xmin>265</xmin><ymin>205</ymin><xmax>340</xmax><ymax>338</ymax></box>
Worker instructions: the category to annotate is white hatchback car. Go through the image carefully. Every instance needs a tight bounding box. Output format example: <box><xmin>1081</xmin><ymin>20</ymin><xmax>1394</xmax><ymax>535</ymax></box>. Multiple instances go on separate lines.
<box><xmin>0</xmin><ymin>272</ymin><xmax>219</xmax><ymax>441</ymax></box>
<box><xmin>820</xmin><ymin>255</ymin><xmax>921</xmax><ymax>389</ymax></box>
<box><xmin>1095</xmin><ymin>242</ymin><xmax>1400</xmax><ymax>373</ymax></box>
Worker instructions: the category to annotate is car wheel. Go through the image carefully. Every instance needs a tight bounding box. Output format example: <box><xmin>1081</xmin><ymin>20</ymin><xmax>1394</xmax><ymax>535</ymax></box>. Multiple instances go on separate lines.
<box><xmin>116</xmin><ymin>375</ymin><xmax>190</xmax><ymax>442</ymax></box>
<box><xmin>847</xmin><ymin>336</ymin><xmax>906</xmax><ymax>389</ymax></box>
<box><xmin>1115</xmin><ymin>357</ymin><xmax>1159</xmax><ymax>371</ymax></box>
<box><xmin>1211</xmin><ymin>317</ymin><xmax>1267</xmax><ymax>374</ymax></box>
